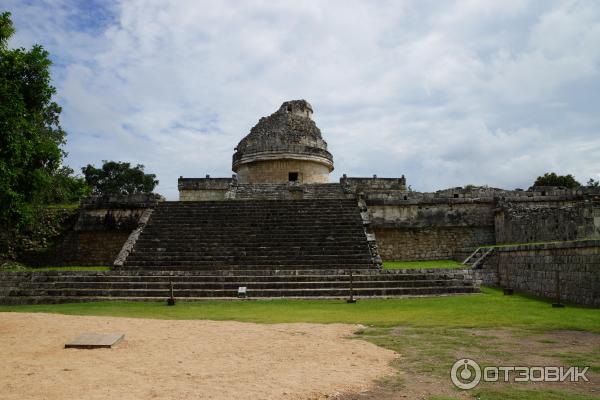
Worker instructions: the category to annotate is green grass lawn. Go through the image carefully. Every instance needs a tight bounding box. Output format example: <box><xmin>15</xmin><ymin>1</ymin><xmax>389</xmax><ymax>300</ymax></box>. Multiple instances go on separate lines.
<box><xmin>1</xmin><ymin>287</ymin><xmax>598</xmax><ymax>332</ymax></box>
<box><xmin>383</xmin><ymin>259</ymin><xmax>464</xmax><ymax>269</ymax></box>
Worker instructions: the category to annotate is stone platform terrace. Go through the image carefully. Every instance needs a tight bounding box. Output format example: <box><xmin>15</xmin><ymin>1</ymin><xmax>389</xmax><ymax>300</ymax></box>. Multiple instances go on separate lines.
<box><xmin>0</xmin><ymin>198</ymin><xmax>479</xmax><ymax>304</ymax></box>
<box><xmin>0</xmin><ymin>268</ymin><xmax>479</xmax><ymax>304</ymax></box>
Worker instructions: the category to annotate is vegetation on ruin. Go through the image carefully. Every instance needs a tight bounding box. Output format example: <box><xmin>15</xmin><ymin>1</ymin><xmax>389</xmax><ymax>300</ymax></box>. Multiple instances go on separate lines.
<box><xmin>533</xmin><ymin>172</ymin><xmax>581</xmax><ymax>188</ymax></box>
<box><xmin>383</xmin><ymin>260</ymin><xmax>463</xmax><ymax>269</ymax></box>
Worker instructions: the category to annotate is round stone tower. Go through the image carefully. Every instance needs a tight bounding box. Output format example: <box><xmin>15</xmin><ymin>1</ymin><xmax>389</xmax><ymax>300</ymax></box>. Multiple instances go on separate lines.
<box><xmin>232</xmin><ymin>100</ymin><xmax>334</xmax><ymax>184</ymax></box>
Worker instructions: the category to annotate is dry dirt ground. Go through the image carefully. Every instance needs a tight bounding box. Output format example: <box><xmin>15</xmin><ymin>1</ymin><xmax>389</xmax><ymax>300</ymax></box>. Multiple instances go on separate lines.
<box><xmin>0</xmin><ymin>313</ymin><xmax>396</xmax><ymax>400</ymax></box>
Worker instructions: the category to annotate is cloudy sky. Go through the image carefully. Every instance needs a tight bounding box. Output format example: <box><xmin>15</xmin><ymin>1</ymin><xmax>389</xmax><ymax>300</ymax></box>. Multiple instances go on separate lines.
<box><xmin>5</xmin><ymin>0</ymin><xmax>600</xmax><ymax>199</ymax></box>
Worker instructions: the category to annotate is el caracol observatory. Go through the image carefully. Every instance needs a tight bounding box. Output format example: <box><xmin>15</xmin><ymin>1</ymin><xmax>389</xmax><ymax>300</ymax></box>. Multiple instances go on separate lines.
<box><xmin>232</xmin><ymin>100</ymin><xmax>334</xmax><ymax>184</ymax></box>
<box><xmin>177</xmin><ymin>99</ymin><xmax>405</xmax><ymax>201</ymax></box>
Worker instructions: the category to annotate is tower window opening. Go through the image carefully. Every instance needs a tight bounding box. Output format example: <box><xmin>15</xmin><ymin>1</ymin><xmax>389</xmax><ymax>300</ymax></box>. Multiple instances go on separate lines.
<box><xmin>287</xmin><ymin>106</ymin><xmax>292</xmax><ymax>112</ymax></box>
<box><xmin>288</xmin><ymin>172</ymin><xmax>299</xmax><ymax>182</ymax></box>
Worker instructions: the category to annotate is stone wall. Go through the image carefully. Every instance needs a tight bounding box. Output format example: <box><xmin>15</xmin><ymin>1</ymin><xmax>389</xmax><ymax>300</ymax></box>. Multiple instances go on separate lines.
<box><xmin>365</xmin><ymin>195</ymin><xmax>497</xmax><ymax>260</ymax></box>
<box><xmin>235</xmin><ymin>159</ymin><xmax>330</xmax><ymax>184</ymax></box>
<box><xmin>363</xmin><ymin>186</ymin><xmax>600</xmax><ymax>261</ymax></box>
<box><xmin>178</xmin><ymin>177</ymin><xmax>233</xmax><ymax>201</ymax></box>
<box><xmin>366</xmin><ymin>201</ymin><xmax>495</xmax><ymax>228</ymax></box>
<box><xmin>20</xmin><ymin>194</ymin><xmax>162</xmax><ymax>266</ymax></box>
<box><xmin>477</xmin><ymin>240</ymin><xmax>600</xmax><ymax>307</ymax></box>
<box><xmin>374</xmin><ymin>226</ymin><xmax>495</xmax><ymax>260</ymax></box>
<box><xmin>21</xmin><ymin>231</ymin><xmax>132</xmax><ymax>266</ymax></box>
<box><xmin>226</xmin><ymin>183</ymin><xmax>349</xmax><ymax>200</ymax></box>
<box><xmin>1</xmin><ymin>207</ymin><xmax>79</xmax><ymax>264</ymax></box>
<box><xmin>495</xmin><ymin>191</ymin><xmax>600</xmax><ymax>244</ymax></box>
<box><xmin>341</xmin><ymin>175</ymin><xmax>407</xmax><ymax>191</ymax></box>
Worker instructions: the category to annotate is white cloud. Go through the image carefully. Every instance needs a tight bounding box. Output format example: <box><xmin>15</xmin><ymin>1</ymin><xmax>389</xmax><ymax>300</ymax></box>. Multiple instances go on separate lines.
<box><xmin>4</xmin><ymin>0</ymin><xmax>600</xmax><ymax>198</ymax></box>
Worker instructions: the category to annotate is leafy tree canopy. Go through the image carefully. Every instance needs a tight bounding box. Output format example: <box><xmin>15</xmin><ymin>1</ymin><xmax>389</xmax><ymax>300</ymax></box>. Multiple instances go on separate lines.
<box><xmin>0</xmin><ymin>11</ymin><xmax>86</xmax><ymax>228</ymax></box>
<box><xmin>533</xmin><ymin>172</ymin><xmax>581</xmax><ymax>188</ymax></box>
<box><xmin>82</xmin><ymin>161</ymin><xmax>158</xmax><ymax>195</ymax></box>
<box><xmin>587</xmin><ymin>178</ymin><xmax>599</xmax><ymax>188</ymax></box>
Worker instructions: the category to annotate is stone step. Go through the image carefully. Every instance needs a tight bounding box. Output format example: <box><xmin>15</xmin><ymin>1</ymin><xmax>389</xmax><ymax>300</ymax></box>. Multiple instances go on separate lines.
<box><xmin>137</xmin><ymin>230</ymin><xmax>366</xmax><ymax>235</ymax></box>
<box><xmin>139</xmin><ymin>228</ymin><xmax>364</xmax><ymax>234</ymax></box>
<box><xmin>8</xmin><ymin>286</ymin><xmax>479</xmax><ymax>299</ymax></box>
<box><xmin>156</xmin><ymin>203</ymin><xmax>357</xmax><ymax>209</ymax></box>
<box><xmin>120</xmin><ymin>263</ymin><xmax>373</xmax><ymax>269</ymax></box>
<box><xmin>125</xmin><ymin>255</ymin><xmax>371</xmax><ymax>262</ymax></box>
<box><xmin>132</xmin><ymin>238</ymin><xmax>367</xmax><ymax>245</ymax></box>
<box><xmin>1</xmin><ymin>291</ymin><xmax>481</xmax><ymax>305</ymax></box>
<box><xmin>125</xmin><ymin>254</ymin><xmax>373</xmax><ymax>261</ymax></box>
<box><xmin>1</xmin><ymin>268</ymin><xmax>473</xmax><ymax>277</ymax></box>
<box><xmin>147</xmin><ymin>225</ymin><xmax>360</xmax><ymax>230</ymax></box>
<box><xmin>148</xmin><ymin>214</ymin><xmax>360</xmax><ymax>218</ymax></box>
<box><xmin>17</xmin><ymin>279</ymin><xmax>471</xmax><ymax>290</ymax></box>
<box><xmin>21</xmin><ymin>273</ymin><xmax>471</xmax><ymax>283</ymax></box>
<box><xmin>132</xmin><ymin>238</ymin><xmax>367</xmax><ymax>244</ymax></box>
<box><xmin>131</xmin><ymin>242</ymin><xmax>369</xmax><ymax>248</ymax></box>
<box><xmin>128</xmin><ymin>249</ymin><xmax>370</xmax><ymax>256</ymax></box>
<box><xmin>122</xmin><ymin>262</ymin><xmax>375</xmax><ymax>268</ymax></box>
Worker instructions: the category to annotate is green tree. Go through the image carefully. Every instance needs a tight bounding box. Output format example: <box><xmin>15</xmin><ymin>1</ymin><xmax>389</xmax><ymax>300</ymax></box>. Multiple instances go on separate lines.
<box><xmin>0</xmin><ymin>11</ymin><xmax>70</xmax><ymax>227</ymax></box>
<box><xmin>533</xmin><ymin>172</ymin><xmax>581</xmax><ymax>188</ymax></box>
<box><xmin>587</xmin><ymin>178</ymin><xmax>599</xmax><ymax>188</ymax></box>
<box><xmin>39</xmin><ymin>166</ymin><xmax>91</xmax><ymax>204</ymax></box>
<box><xmin>82</xmin><ymin>161</ymin><xmax>158</xmax><ymax>195</ymax></box>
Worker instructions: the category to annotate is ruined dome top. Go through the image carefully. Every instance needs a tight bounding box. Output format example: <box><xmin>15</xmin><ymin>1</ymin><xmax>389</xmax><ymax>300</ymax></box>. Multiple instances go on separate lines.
<box><xmin>232</xmin><ymin>100</ymin><xmax>334</xmax><ymax>172</ymax></box>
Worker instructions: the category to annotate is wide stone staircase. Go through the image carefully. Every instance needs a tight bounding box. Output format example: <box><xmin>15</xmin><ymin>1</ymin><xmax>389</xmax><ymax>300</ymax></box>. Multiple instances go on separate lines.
<box><xmin>0</xmin><ymin>268</ymin><xmax>478</xmax><ymax>304</ymax></box>
<box><xmin>0</xmin><ymin>199</ymin><xmax>480</xmax><ymax>303</ymax></box>
<box><xmin>123</xmin><ymin>199</ymin><xmax>372</xmax><ymax>270</ymax></box>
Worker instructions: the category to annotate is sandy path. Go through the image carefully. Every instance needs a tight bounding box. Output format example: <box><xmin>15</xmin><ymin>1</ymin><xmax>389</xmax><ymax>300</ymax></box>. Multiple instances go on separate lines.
<box><xmin>0</xmin><ymin>313</ymin><xmax>395</xmax><ymax>400</ymax></box>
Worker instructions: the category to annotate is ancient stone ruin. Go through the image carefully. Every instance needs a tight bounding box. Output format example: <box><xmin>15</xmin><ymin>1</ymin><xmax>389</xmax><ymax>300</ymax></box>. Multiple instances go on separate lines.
<box><xmin>1</xmin><ymin>100</ymin><xmax>599</xmax><ymax>305</ymax></box>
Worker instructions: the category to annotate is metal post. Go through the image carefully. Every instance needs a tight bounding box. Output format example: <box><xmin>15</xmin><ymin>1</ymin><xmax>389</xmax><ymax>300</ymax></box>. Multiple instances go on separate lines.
<box><xmin>347</xmin><ymin>269</ymin><xmax>357</xmax><ymax>303</ymax></box>
<box><xmin>552</xmin><ymin>270</ymin><xmax>564</xmax><ymax>308</ymax></box>
<box><xmin>167</xmin><ymin>280</ymin><xmax>176</xmax><ymax>306</ymax></box>
<box><xmin>503</xmin><ymin>265</ymin><xmax>513</xmax><ymax>295</ymax></box>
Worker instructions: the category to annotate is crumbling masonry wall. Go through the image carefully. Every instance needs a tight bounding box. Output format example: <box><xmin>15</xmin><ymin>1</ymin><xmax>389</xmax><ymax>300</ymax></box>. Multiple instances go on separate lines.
<box><xmin>363</xmin><ymin>187</ymin><xmax>600</xmax><ymax>261</ymax></box>
<box><xmin>477</xmin><ymin>240</ymin><xmax>600</xmax><ymax>307</ymax></box>
<box><xmin>178</xmin><ymin>177</ymin><xmax>233</xmax><ymax>201</ymax></box>
<box><xmin>495</xmin><ymin>192</ymin><xmax>600</xmax><ymax>244</ymax></box>
<box><xmin>20</xmin><ymin>194</ymin><xmax>162</xmax><ymax>266</ymax></box>
<box><xmin>363</xmin><ymin>189</ymin><xmax>498</xmax><ymax>260</ymax></box>
<box><xmin>374</xmin><ymin>227</ymin><xmax>495</xmax><ymax>260</ymax></box>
